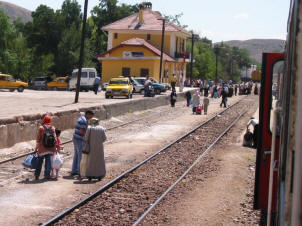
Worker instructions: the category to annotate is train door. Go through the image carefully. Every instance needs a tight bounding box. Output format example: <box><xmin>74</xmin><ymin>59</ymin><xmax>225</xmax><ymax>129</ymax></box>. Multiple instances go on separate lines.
<box><xmin>254</xmin><ymin>53</ymin><xmax>284</xmax><ymax>213</ymax></box>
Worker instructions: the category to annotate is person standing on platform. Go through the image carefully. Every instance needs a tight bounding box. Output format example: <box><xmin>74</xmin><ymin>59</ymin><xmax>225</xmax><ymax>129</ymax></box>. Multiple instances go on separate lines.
<box><xmin>235</xmin><ymin>84</ymin><xmax>238</xmax><ymax>96</ymax></box>
<box><xmin>171</xmin><ymin>74</ymin><xmax>177</xmax><ymax>91</ymax></box>
<box><xmin>220</xmin><ymin>87</ymin><xmax>228</xmax><ymax>108</ymax></box>
<box><xmin>192</xmin><ymin>91</ymin><xmax>200</xmax><ymax>114</ymax></box>
<box><xmin>34</xmin><ymin>115</ymin><xmax>57</xmax><ymax>180</ymax></box>
<box><xmin>170</xmin><ymin>90</ymin><xmax>177</xmax><ymax>107</ymax></box>
<box><xmin>204</xmin><ymin>84</ymin><xmax>209</xmax><ymax>97</ymax></box>
<box><xmin>144</xmin><ymin>76</ymin><xmax>152</xmax><ymax>97</ymax></box>
<box><xmin>82</xmin><ymin>118</ymin><xmax>107</xmax><ymax>180</ymax></box>
<box><xmin>185</xmin><ymin>91</ymin><xmax>192</xmax><ymax>107</ymax></box>
<box><xmin>203</xmin><ymin>96</ymin><xmax>210</xmax><ymax>115</ymax></box>
<box><xmin>71</xmin><ymin>110</ymin><xmax>94</xmax><ymax>177</ymax></box>
<box><xmin>254</xmin><ymin>83</ymin><xmax>259</xmax><ymax>95</ymax></box>
<box><xmin>93</xmin><ymin>76</ymin><xmax>101</xmax><ymax>95</ymax></box>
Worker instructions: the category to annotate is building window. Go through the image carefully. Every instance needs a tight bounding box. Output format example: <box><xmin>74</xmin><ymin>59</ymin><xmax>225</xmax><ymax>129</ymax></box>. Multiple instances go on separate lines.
<box><xmin>122</xmin><ymin>67</ymin><xmax>130</xmax><ymax>76</ymax></box>
<box><xmin>141</xmin><ymin>68</ymin><xmax>149</xmax><ymax>77</ymax></box>
<box><xmin>147</xmin><ymin>34</ymin><xmax>151</xmax><ymax>40</ymax></box>
<box><xmin>114</xmin><ymin>33</ymin><xmax>118</xmax><ymax>39</ymax></box>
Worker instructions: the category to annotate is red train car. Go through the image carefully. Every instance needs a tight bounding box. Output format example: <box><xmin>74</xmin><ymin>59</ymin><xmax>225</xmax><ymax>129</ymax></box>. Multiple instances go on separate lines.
<box><xmin>254</xmin><ymin>0</ymin><xmax>302</xmax><ymax>225</ymax></box>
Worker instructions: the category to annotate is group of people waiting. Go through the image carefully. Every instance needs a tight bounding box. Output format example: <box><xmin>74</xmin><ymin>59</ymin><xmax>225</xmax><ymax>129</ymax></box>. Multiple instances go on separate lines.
<box><xmin>34</xmin><ymin>110</ymin><xmax>107</xmax><ymax>181</ymax></box>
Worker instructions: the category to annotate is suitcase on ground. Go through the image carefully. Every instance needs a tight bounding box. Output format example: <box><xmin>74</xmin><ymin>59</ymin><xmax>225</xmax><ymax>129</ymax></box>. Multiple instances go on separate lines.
<box><xmin>196</xmin><ymin>105</ymin><xmax>203</xmax><ymax>115</ymax></box>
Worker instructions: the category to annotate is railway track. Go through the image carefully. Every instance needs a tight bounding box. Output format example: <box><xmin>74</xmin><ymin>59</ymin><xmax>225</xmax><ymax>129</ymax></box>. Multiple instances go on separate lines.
<box><xmin>42</xmin><ymin>96</ymin><xmax>253</xmax><ymax>226</ymax></box>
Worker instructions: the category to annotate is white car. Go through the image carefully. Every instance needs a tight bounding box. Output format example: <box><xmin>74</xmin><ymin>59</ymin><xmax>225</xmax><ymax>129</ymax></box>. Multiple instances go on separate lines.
<box><xmin>69</xmin><ymin>68</ymin><xmax>99</xmax><ymax>91</ymax></box>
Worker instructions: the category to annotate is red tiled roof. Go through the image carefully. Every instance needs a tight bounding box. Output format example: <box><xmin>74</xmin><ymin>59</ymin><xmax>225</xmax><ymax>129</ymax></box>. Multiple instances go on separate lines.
<box><xmin>102</xmin><ymin>9</ymin><xmax>190</xmax><ymax>36</ymax></box>
<box><xmin>97</xmin><ymin>38</ymin><xmax>175</xmax><ymax>62</ymax></box>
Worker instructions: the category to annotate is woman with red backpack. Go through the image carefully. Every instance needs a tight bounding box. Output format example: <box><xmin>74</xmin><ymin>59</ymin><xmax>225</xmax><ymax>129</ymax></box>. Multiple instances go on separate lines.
<box><xmin>34</xmin><ymin>115</ymin><xmax>57</xmax><ymax>180</ymax></box>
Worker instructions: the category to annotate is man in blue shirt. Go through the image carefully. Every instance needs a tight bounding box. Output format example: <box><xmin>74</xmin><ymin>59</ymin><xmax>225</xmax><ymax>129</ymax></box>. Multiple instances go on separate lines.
<box><xmin>93</xmin><ymin>77</ymin><xmax>101</xmax><ymax>95</ymax></box>
<box><xmin>71</xmin><ymin>110</ymin><xmax>94</xmax><ymax>176</ymax></box>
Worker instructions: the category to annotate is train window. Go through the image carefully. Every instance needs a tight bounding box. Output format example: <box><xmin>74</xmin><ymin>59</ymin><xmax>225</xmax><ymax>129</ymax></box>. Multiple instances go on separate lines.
<box><xmin>269</xmin><ymin>60</ymin><xmax>284</xmax><ymax>133</ymax></box>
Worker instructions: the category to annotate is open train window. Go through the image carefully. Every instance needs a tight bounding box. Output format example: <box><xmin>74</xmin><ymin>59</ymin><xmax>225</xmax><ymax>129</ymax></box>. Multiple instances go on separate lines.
<box><xmin>269</xmin><ymin>60</ymin><xmax>284</xmax><ymax>133</ymax></box>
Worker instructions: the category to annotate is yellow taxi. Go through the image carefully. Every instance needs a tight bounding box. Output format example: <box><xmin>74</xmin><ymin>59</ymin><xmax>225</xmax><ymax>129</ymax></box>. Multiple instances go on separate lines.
<box><xmin>0</xmin><ymin>73</ymin><xmax>28</xmax><ymax>92</ymax></box>
<box><xmin>105</xmin><ymin>77</ymin><xmax>133</xmax><ymax>99</ymax></box>
<box><xmin>47</xmin><ymin>77</ymin><xmax>68</xmax><ymax>90</ymax></box>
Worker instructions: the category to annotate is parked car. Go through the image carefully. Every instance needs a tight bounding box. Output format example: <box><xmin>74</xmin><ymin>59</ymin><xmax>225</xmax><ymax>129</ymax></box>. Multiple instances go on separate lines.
<box><xmin>105</xmin><ymin>77</ymin><xmax>133</xmax><ymax>99</ymax></box>
<box><xmin>134</xmin><ymin>77</ymin><xmax>166</xmax><ymax>95</ymax></box>
<box><xmin>47</xmin><ymin>77</ymin><xmax>68</xmax><ymax>90</ymax></box>
<box><xmin>69</xmin><ymin>68</ymin><xmax>99</xmax><ymax>91</ymax></box>
<box><xmin>0</xmin><ymin>73</ymin><xmax>28</xmax><ymax>92</ymax></box>
<box><xmin>130</xmin><ymin>77</ymin><xmax>145</xmax><ymax>94</ymax></box>
<box><xmin>32</xmin><ymin>76</ymin><xmax>52</xmax><ymax>90</ymax></box>
<box><xmin>150</xmin><ymin>77</ymin><xmax>170</xmax><ymax>91</ymax></box>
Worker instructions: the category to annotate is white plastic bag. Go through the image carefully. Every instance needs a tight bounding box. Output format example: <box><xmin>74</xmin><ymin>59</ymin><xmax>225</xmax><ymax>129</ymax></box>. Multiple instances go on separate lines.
<box><xmin>52</xmin><ymin>153</ymin><xmax>63</xmax><ymax>169</ymax></box>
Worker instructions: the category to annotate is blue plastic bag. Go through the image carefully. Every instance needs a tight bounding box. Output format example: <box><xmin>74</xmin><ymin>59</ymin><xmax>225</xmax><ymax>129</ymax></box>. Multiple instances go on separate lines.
<box><xmin>23</xmin><ymin>154</ymin><xmax>39</xmax><ymax>169</ymax></box>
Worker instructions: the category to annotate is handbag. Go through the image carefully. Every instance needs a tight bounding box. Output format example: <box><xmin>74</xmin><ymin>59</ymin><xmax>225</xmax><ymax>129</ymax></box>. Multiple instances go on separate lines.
<box><xmin>22</xmin><ymin>154</ymin><xmax>33</xmax><ymax>168</ymax></box>
<box><xmin>23</xmin><ymin>154</ymin><xmax>39</xmax><ymax>169</ymax></box>
<box><xmin>82</xmin><ymin>127</ymin><xmax>91</xmax><ymax>154</ymax></box>
<box><xmin>31</xmin><ymin>154</ymin><xmax>39</xmax><ymax>169</ymax></box>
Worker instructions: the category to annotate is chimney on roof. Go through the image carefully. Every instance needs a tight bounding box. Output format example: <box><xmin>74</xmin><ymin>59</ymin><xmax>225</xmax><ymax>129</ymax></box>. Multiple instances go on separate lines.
<box><xmin>138</xmin><ymin>2</ymin><xmax>152</xmax><ymax>25</ymax></box>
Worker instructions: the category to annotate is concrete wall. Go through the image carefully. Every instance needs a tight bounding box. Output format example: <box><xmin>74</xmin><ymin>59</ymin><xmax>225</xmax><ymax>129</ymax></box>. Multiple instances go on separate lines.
<box><xmin>0</xmin><ymin>90</ymin><xmax>194</xmax><ymax>149</ymax></box>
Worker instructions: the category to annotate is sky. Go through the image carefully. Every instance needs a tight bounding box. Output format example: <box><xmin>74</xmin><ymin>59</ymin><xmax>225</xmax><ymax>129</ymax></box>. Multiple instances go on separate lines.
<box><xmin>5</xmin><ymin>0</ymin><xmax>290</xmax><ymax>42</ymax></box>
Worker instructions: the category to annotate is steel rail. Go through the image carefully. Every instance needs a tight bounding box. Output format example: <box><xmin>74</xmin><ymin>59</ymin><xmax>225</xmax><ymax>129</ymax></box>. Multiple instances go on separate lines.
<box><xmin>42</xmin><ymin>98</ymin><xmax>245</xmax><ymax>226</ymax></box>
<box><xmin>132</xmin><ymin>108</ymin><xmax>248</xmax><ymax>226</ymax></box>
<box><xmin>0</xmin><ymin>108</ymin><xmax>174</xmax><ymax>165</ymax></box>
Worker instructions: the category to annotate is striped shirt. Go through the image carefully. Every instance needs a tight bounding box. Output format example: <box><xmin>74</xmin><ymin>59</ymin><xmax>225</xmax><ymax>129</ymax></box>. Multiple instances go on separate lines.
<box><xmin>73</xmin><ymin>116</ymin><xmax>88</xmax><ymax>141</ymax></box>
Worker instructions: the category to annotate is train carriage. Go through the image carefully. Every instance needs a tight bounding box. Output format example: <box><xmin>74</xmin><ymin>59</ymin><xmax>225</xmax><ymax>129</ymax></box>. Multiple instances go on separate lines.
<box><xmin>254</xmin><ymin>0</ymin><xmax>302</xmax><ymax>225</ymax></box>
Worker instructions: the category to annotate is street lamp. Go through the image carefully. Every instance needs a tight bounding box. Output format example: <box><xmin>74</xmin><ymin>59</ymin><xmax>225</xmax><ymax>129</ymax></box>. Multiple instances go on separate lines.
<box><xmin>189</xmin><ymin>33</ymin><xmax>199</xmax><ymax>82</ymax></box>
<box><xmin>158</xmin><ymin>18</ymin><xmax>166</xmax><ymax>83</ymax></box>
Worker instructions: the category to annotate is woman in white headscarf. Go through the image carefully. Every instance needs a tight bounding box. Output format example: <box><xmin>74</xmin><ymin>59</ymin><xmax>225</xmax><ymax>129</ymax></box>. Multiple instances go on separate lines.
<box><xmin>82</xmin><ymin>118</ymin><xmax>107</xmax><ymax>180</ymax></box>
<box><xmin>192</xmin><ymin>91</ymin><xmax>200</xmax><ymax>114</ymax></box>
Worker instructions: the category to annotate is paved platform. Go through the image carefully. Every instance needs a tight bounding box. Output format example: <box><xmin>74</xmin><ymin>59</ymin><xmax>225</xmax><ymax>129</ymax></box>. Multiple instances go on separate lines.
<box><xmin>0</xmin><ymin>87</ymin><xmax>194</xmax><ymax>120</ymax></box>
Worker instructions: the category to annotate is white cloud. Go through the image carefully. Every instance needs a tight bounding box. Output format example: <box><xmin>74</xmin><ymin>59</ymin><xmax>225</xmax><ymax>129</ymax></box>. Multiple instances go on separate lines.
<box><xmin>233</xmin><ymin>13</ymin><xmax>249</xmax><ymax>20</ymax></box>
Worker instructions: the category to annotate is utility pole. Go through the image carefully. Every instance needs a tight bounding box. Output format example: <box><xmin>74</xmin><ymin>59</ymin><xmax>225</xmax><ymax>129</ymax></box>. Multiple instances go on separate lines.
<box><xmin>190</xmin><ymin>32</ymin><xmax>194</xmax><ymax>82</ymax></box>
<box><xmin>158</xmin><ymin>18</ymin><xmax>165</xmax><ymax>83</ymax></box>
<box><xmin>75</xmin><ymin>0</ymin><xmax>88</xmax><ymax>103</ymax></box>
<box><xmin>214</xmin><ymin>46</ymin><xmax>219</xmax><ymax>82</ymax></box>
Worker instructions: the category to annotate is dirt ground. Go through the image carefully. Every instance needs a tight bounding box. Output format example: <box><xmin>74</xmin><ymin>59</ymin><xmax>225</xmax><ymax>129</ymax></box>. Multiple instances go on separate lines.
<box><xmin>0</xmin><ymin>94</ymin><xmax>255</xmax><ymax>225</ymax></box>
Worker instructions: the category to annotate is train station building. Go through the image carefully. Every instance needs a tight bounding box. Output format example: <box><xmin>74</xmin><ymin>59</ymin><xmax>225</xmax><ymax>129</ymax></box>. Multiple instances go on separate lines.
<box><xmin>97</xmin><ymin>2</ymin><xmax>191</xmax><ymax>83</ymax></box>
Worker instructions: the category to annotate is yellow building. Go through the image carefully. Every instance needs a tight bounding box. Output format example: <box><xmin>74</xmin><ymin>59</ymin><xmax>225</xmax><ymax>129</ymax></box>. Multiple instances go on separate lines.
<box><xmin>97</xmin><ymin>2</ymin><xmax>191</xmax><ymax>83</ymax></box>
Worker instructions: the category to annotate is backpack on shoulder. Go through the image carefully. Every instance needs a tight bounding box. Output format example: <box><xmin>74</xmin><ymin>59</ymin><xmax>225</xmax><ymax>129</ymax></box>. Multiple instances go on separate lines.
<box><xmin>42</xmin><ymin>125</ymin><xmax>56</xmax><ymax>148</ymax></box>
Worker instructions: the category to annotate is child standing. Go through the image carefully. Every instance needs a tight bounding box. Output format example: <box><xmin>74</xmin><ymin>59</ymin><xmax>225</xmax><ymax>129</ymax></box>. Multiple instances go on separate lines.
<box><xmin>51</xmin><ymin>129</ymin><xmax>63</xmax><ymax>178</ymax></box>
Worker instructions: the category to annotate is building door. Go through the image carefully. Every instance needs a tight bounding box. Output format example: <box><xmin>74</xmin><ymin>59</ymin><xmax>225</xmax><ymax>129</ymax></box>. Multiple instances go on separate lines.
<box><xmin>122</xmin><ymin>67</ymin><xmax>130</xmax><ymax>77</ymax></box>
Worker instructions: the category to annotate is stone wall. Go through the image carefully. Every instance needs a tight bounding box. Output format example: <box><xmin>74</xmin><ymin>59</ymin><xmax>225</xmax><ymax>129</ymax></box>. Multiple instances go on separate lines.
<box><xmin>0</xmin><ymin>90</ymin><xmax>194</xmax><ymax>149</ymax></box>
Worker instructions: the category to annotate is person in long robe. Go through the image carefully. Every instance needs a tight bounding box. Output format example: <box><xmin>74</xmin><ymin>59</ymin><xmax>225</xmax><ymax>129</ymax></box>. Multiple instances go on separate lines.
<box><xmin>82</xmin><ymin>118</ymin><xmax>107</xmax><ymax>180</ymax></box>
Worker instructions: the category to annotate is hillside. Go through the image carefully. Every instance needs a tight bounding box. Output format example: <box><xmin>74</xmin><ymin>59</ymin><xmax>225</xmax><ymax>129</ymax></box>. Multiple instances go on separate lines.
<box><xmin>224</xmin><ymin>39</ymin><xmax>285</xmax><ymax>63</ymax></box>
<box><xmin>0</xmin><ymin>1</ymin><xmax>32</xmax><ymax>23</ymax></box>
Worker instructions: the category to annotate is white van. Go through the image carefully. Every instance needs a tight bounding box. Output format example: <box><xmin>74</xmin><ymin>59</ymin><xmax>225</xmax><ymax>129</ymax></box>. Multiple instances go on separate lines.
<box><xmin>69</xmin><ymin>68</ymin><xmax>100</xmax><ymax>91</ymax></box>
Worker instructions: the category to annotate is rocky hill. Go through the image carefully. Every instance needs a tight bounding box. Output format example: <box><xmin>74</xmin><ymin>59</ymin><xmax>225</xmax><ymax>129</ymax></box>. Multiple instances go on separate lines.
<box><xmin>224</xmin><ymin>39</ymin><xmax>285</xmax><ymax>63</ymax></box>
<box><xmin>0</xmin><ymin>1</ymin><xmax>32</xmax><ymax>23</ymax></box>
